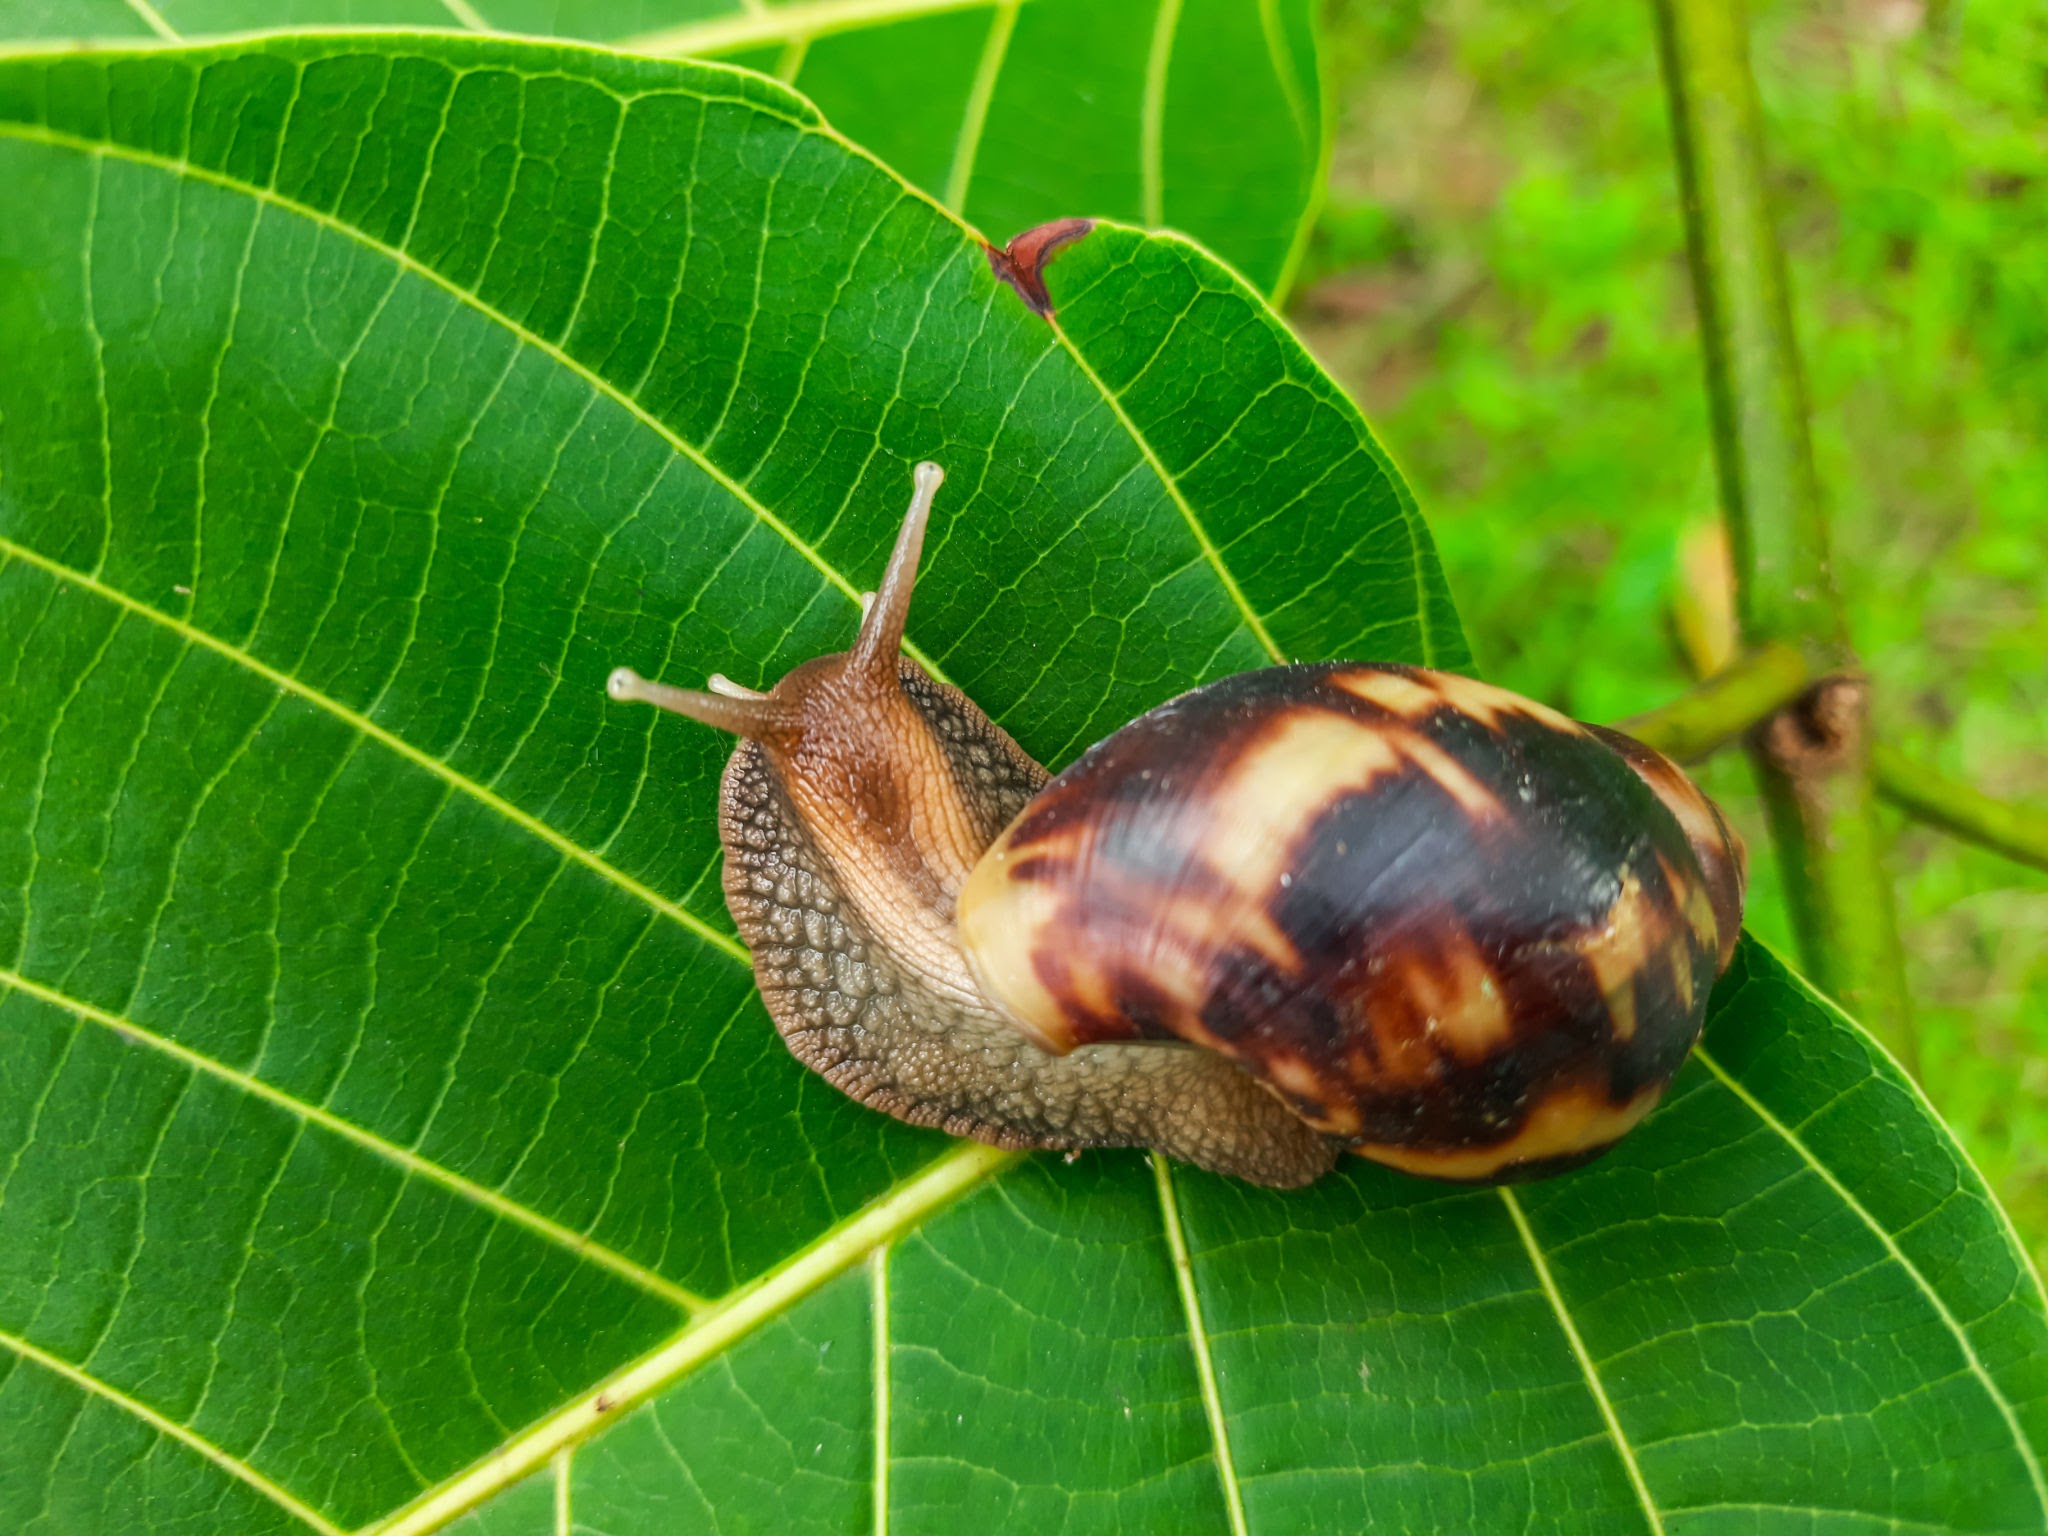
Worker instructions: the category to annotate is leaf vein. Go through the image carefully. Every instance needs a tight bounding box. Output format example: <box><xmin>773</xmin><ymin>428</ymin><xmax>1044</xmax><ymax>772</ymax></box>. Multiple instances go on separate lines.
<box><xmin>1497</xmin><ymin>1185</ymin><xmax>1666</xmax><ymax>1534</ymax></box>
<box><xmin>727</xmin><ymin>177</ymin><xmax>909</xmax><ymax>495</ymax></box>
<box><xmin>1152</xmin><ymin>1154</ymin><xmax>1249</xmax><ymax>1536</ymax></box>
<box><xmin>243</xmin><ymin>256</ymin><xmax>408</xmax><ymax>655</ymax></box>
<box><xmin>81</xmin><ymin>152</ymin><xmax>113</xmax><ymax>575</ymax></box>
<box><xmin>54</xmin><ymin>626</ymin><xmax>189</xmax><ymax>999</ymax></box>
<box><xmin>125</xmin><ymin>691</ymin><xmax>284</xmax><ymax>1026</ymax></box>
<box><xmin>190</xmin><ymin>195</ymin><xmax>266</xmax><ymax>634</ymax></box>
<box><xmin>0</xmin><ymin>1325</ymin><xmax>344</xmax><ymax>1535</ymax></box>
<box><xmin>364</xmin><ymin>1144</ymin><xmax>1012</xmax><ymax>1536</ymax></box>
<box><xmin>871</xmin><ymin>1244</ymin><xmax>892</xmax><ymax>1536</ymax></box>
<box><xmin>1694</xmin><ymin>1044</ymin><xmax>2048</xmax><ymax>1516</ymax></box>
<box><xmin>502</xmin><ymin>444</ymin><xmax>676</xmax><ymax>825</ymax></box>
<box><xmin>121</xmin><ymin>0</ymin><xmax>180</xmax><ymax>41</ymax></box>
<box><xmin>623</xmin><ymin>0</ymin><xmax>1008</xmax><ymax>59</ymax></box>
<box><xmin>1138</xmin><ymin>0</ymin><xmax>1182</xmax><ymax>230</ymax></box>
<box><xmin>6</xmin><ymin>582</ymin><xmax>120</xmax><ymax>974</ymax></box>
<box><xmin>1048</xmin><ymin>306</ymin><xmax>1285</xmax><ymax>664</ymax></box>
<box><xmin>355</xmin><ymin>1171</ymin><xmax>434</xmax><ymax>1489</ymax></box>
<box><xmin>0</xmin><ymin>535</ymin><xmax>749</xmax><ymax>969</ymax></box>
<box><xmin>942</xmin><ymin>0</ymin><xmax>1019</xmax><ymax>212</ymax></box>
<box><xmin>357</xmin><ymin>316</ymin><xmax>528</xmax><ymax>730</ymax></box>
<box><xmin>697</xmin><ymin>128</ymin><xmax>802</xmax><ymax>453</ymax></box>
<box><xmin>188</xmin><ymin>1117</ymin><xmax>308</xmax><ymax>1434</ymax></box>
<box><xmin>559</xmin><ymin>91</ymin><xmax>627</xmax><ymax>348</ymax></box>
<box><xmin>0</xmin><ymin>121</ymin><xmax>947</xmax><ymax>680</ymax></box>
<box><xmin>0</xmin><ymin>965</ymin><xmax>705</xmax><ymax>1312</ymax></box>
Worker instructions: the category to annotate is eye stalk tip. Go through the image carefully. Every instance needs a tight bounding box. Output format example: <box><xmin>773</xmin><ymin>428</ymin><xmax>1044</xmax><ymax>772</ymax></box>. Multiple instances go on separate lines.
<box><xmin>607</xmin><ymin>666</ymin><xmax>648</xmax><ymax>703</ymax></box>
<box><xmin>706</xmin><ymin>672</ymin><xmax>768</xmax><ymax>701</ymax></box>
<box><xmin>851</xmin><ymin>460</ymin><xmax>944</xmax><ymax>677</ymax></box>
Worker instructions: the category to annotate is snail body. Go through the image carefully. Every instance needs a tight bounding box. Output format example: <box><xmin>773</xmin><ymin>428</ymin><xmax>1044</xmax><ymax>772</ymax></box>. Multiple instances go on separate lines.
<box><xmin>607</xmin><ymin>464</ymin><xmax>1745</xmax><ymax>1189</ymax></box>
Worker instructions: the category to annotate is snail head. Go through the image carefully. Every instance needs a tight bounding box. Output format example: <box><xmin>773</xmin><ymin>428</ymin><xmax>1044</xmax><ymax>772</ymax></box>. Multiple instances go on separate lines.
<box><xmin>606</xmin><ymin>461</ymin><xmax>998</xmax><ymax>923</ymax></box>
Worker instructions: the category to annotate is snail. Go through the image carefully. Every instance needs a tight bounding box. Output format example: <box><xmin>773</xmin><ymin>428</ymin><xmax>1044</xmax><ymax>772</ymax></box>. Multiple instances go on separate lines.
<box><xmin>606</xmin><ymin>463</ymin><xmax>1746</xmax><ymax>1189</ymax></box>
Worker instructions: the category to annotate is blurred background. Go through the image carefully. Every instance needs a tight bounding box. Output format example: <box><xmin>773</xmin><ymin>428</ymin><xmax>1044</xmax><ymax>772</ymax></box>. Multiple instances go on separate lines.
<box><xmin>1293</xmin><ymin>0</ymin><xmax>2048</xmax><ymax>1257</ymax></box>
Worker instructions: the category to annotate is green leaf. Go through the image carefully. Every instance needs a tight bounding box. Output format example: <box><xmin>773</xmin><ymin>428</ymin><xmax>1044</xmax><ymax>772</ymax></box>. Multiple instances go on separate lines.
<box><xmin>0</xmin><ymin>0</ymin><xmax>1327</xmax><ymax>298</ymax></box>
<box><xmin>0</xmin><ymin>31</ymin><xmax>2041</xmax><ymax>1536</ymax></box>
<box><xmin>695</xmin><ymin>0</ymin><xmax>1326</xmax><ymax>299</ymax></box>
<box><xmin>436</xmin><ymin>944</ymin><xmax>2048</xmax><ymax>1536</ymax></box>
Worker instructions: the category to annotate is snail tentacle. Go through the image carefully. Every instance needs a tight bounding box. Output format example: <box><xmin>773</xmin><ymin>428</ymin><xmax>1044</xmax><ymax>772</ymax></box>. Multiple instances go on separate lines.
<box><xmin>849</xmin><ymin>459</ymin><xmax>943</xmax><ymax>682</ymax></box>
<box><xmin>607</xmin><ymin>666</ymin><xmax>793</xmax><ymax>739</ymax></box>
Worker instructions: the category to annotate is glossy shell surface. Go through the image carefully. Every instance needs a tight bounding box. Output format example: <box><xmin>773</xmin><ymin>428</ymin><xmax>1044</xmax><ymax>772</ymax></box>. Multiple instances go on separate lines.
<box><xmin>957</xmin><ymin>664</ymin><xmax>1740</xmax><ymax>1181</ymax></box>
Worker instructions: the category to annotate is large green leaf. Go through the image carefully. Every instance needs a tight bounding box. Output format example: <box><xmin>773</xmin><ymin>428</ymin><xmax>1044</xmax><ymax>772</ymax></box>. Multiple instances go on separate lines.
<box><xmin>0</xmin><ymin>0</ymin><xmax>1326</xmax><ymax>297</ymax></box>
<box><xmin>0</xmin><ymin>31</ymin><xmax>2041</xmax><ymax>1536</ymax></box>
<box><xmin>439</xmin><ymin>941</ymin><xmax>2048</xmax><ymax>1536</ymax></box>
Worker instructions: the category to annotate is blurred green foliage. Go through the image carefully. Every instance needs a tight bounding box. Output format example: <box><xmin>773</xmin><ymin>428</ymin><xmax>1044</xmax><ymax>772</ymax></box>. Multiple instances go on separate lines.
<box><xmin>1298</xmin><ymin>0</ymin><xmax>2048</xmax><ymax>1256</ymax></box>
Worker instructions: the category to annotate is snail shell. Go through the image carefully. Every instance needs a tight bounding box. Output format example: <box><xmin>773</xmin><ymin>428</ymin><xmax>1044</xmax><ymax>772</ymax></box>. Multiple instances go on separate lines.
<box><xmin>607</xmin><ymin>463</ymin><xmax>1746</xmax><ymax>1188</ymax></box>
<box><xmin>958</xmin><ymin>664</ymin><xmax>1743</xmax><ymax>1181</ymax></box>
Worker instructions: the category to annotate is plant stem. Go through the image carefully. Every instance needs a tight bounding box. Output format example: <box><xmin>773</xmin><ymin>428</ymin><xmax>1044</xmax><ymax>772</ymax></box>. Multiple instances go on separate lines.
<box><xmin>1872</xmin><ymin>746</ymin><xmax>2048</xmax><ymax>874</ymax></box>
<box><xmin>1650</xmin><ymin>0</ymin><xmax>1914</xmax><ymax>1061</ymax></box>
<box><xmin>1616</xmin><ymin>642</ymin><xmax>1810</xmax><ymax>763</ymax></box>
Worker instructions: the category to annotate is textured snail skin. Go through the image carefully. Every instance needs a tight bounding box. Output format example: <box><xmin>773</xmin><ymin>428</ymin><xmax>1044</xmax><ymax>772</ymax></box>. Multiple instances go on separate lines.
<box><xmin>606</xmin><ymin>463</ymin><xmax>1745</xmax><ymax>1188</ymax></box>
<box><xmin>716</xmin><ymin>660</ymin><xmax>1339</xmax><ymax>1187</ymax></box>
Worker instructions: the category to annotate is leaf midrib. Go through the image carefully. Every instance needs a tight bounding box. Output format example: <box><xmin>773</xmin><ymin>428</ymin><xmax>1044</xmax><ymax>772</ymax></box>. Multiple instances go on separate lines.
<box><xmin>10</xmin><ymin>92</ymin><xmax>2010</xmax><ymax>1536</ymax></box>
<box><xmin>366</xmin><ymin>1145</ymin><xmax>1014</xmax><ymax>1536</ymax></box>
<box><xmin>621</xmin><ymin>0</ymin><xmax>1007</xmax><ymax>58</ymax></box>
<box><xmin>8</xmin><ymin>606</ymin><xmax>2032</xmax><ymax>1536</ymax></box>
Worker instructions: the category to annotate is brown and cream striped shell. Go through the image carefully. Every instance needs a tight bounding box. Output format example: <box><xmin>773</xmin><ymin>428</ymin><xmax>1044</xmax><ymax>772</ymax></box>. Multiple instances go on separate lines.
<box><xmin>958</xmin><ymin>663</ymin><xmax>1746</xmax><ymax>1182</ymax></box>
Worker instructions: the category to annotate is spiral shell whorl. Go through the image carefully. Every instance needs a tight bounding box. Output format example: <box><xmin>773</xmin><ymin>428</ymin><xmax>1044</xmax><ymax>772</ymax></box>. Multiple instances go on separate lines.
<box><xmin>958</xmin><ymin>664</ymin><xmax>1740</xmax><ymax>1183</ymax></box>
